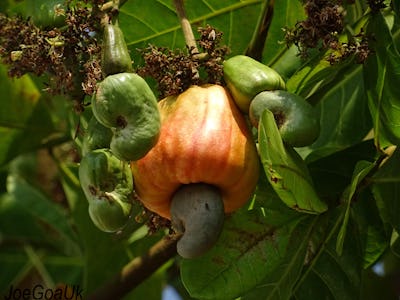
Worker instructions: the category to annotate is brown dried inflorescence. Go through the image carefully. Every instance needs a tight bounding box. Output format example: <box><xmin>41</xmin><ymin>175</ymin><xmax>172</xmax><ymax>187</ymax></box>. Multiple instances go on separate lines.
<box><xmin>0</xmin><ymin>1</ymin><xmax>103</xmax><ymax>97</ymax></box>
<box><xmin>137</xmin><ymin>25</ymin><xmax>229</xmax><ymax>98</ymax></box>
<box><xmin>284</xmin><ymin>0</ymin><xmax>345</xmax><ymax>57</ymax></box>
<box><xmin>284</xmin><ymin>0</ymin><xmax>372</xmax><ymax>64</ymax></box>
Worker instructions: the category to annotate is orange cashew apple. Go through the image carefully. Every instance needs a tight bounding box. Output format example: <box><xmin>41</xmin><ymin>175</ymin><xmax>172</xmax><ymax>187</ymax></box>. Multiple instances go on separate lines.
<box><xmin>131</xmin><ymin>84</ymin><xmax>260</xmax><ymax>219</ymax></box>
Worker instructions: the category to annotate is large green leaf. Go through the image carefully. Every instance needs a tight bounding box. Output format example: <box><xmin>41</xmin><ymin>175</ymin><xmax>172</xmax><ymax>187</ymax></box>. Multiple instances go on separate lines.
<box><xmin>294</xmin><ymin>210</ymin><xmax>363</xmax><ymax>300</ymax></box>
<box><xmin>258</xmin><ymin>109</ymin><xmax>327</xmax><ymax>214</ymax></box>
<box><xmin>364</xmin><ymin>11</ymin><xmax>400</xmax><ymax>148</ymax></box>
<box><xmin>300</xmin><ymin>65</ymin><xmax>372</xmax><ymax>161</ymax></box>
<box><xmin>180</xmin><ymin>209</ymin><xmax>308</xmax><ymax>300</ymax></box>
<box><xmin>119</xmin><ymin>0</ymin><xmax>263</xmax><ymax>63</ymax></box>
<box><xmin>240</xmin><ymin>217</ymin><xmax>315</xmax><ymax>300</ymax></box>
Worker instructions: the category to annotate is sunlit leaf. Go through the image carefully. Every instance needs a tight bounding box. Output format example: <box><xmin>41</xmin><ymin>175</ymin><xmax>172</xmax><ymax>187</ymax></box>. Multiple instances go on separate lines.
<box><xmin>181</xmin><ymin>210</ymin><xmax>309</xmax><ymax>300</ymax></box>
<box><xmin>119</xmin><ymin>0</ymin><xmax>263</xmax><ymax>63</ymax></box>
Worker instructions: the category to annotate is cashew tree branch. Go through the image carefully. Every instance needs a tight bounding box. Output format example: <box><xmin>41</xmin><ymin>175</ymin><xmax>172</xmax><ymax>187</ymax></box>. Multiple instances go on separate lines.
<box><xmin>245</xmin><ymin>0</ymin><xmax>275</xmax><ymax>61</ymax></box>
<box><xmin>87</xmin><ymin>234</ymin><xmax>181</xmax><ymax>300</ymax></box>
<box><xmin>173</xmin><ymin>0</ymin><xmax>199</xmax><ymax>54</ymax></box>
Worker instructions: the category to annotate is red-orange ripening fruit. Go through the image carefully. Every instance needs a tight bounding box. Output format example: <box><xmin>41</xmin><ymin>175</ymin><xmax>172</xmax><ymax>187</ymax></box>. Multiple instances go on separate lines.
<box><xmin>131</xmin><ymin>84</ymin><xmax>260</xmax><ymax>219</ymax></box>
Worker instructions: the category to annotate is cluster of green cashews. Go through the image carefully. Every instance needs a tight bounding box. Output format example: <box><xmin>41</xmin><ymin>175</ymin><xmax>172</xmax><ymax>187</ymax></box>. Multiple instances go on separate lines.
<box><xmin>223</xmin><ymin>55</ymin><xmax>320</xmax><ymax>147</ymax></box>
<box><xmin>78</xmin><ymin>22</ymin><xmax>160</xmax><ymax>233</ymax></box>
<box><xmin>92</xmin><ymin>22</ymin><xmax>161</xmax><ymax>162</ymax></box>
<box><xmin>79</xmin><ymin>149</ymin><xmax>133</xmax><ymax>232</ymax></box>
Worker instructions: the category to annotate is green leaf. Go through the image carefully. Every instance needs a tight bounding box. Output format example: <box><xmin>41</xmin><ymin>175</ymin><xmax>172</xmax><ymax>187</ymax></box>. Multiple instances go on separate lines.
<box><xmin>352</xmin><ymin>189</ymin><xmax>389</xmax><ymax>268</ymax></box>
<box><xmin>252</xmin><ymin>170</ymin><xmax>304</xmax><ymax>226</ymax></box>
<box><xmin>391</xmin><ymin>230</ymin><xmax>400</xmax><ymax>258</ymax></box>
<box><xmin>364</xmin><ymin>11</ymin><xmax>400</xmax><ymax>148</ymax></box>
<box><xmin>299</xmin><ymin>65</ymin><xmax>372</xmax><ymax>161</ymax></box>
<box><xmin>262</xmin><ymin>0</ymin><xmax>305</xmax><ymax>66</ymax></box>
<box><xmin>0</xmin><ymin>65</ymin><xmax>58</xmax><ymax>167</ymax></box>
<box><xmin>258</xmin><ymin>109</ymin><xmax>327</xmax><ymax>214</ymax></box>
<box><xmin>180</xmin><ymin>210</ymin><xmax>308</xmax><ymax>300</ymax></box>
<box><xmin>307</xmin><ymin>140</ymin><xmax>377</xmax><ymax>203</ymax></box>
<box><xmin>294</xmin><ymin>209</ymin><xmax>363</xmax><ymax>300</ymax></box>
<box><xmin>336</xmin><ymin>160</ymin><xmax>375</xmax><ymax>256</ymax></box>
<box><xmin>119</xmin><ymin>0</ymin><xmax>263</xmax><ymax>63</ymax></box>
<box><xmin>6</xmin><ymin>175</ymin><xmax>81</xmax><ymax>257</ymax></box>
<box><xmin>371</xmin><ymin>147</ymin><xmax>400</xmax><ymax>233</ymax></box>
<box><xmin>241</xmin><ymin>217</ymin><xmax>316</xmax><ymax>300</ymax></box>
<box><xmin>393</xmin><ymin>0</ymin><xmax>400</xmax><ymax>17</ymax></box>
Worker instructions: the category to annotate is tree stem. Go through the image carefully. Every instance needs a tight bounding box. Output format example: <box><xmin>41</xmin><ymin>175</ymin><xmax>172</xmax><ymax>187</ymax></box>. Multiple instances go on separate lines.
<box><xmin>87</xmin><ymin>234</ymin><xmax>180</xmax><ymax>300</ymax></box>
<box><xmin>173</xmin><ymin>0</ymin><xmax>199</xmax><ymax>54</ymax></box>
<box><xmin>245</xmin><ymin>0</ymin><xmax>275</xmax><ymax>61</ymax></box>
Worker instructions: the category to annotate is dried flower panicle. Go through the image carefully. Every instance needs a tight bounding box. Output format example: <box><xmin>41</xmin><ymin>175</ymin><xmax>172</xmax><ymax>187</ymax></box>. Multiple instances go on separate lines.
<box><xmin>284</xmin><ymin>0</ymin><xmax>345</xmax><ymax>58</ymax></box>
<box><xmin>197</xmin><ymin>25</ymin><xmax>230</xmax><ymax>84</ymax></box>
<box><xmin>137</xmin><ymin>45</ymin><xmax>201</xmax><ymax>98</ymax></box>
<box><xmin>138</xmin><ymin>25</ymin><xmax>229</xmax><ymax>98</ymax></box>
<box><xmin>0</xmin><ymin>0</ymin><xmax>104</xmax><ymax>97</ymax></box>
<box><xmin>284</xmin><ymin>0</ymin><xmax>372</xmax><ymax>64</ymax></box>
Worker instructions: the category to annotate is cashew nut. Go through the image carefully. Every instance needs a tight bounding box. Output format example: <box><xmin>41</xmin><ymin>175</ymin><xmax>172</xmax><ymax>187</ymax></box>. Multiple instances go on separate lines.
<box><xmin>170</xmin><ymin>183</ymin><xmax>225</xmax><ymax>259</ymax></box>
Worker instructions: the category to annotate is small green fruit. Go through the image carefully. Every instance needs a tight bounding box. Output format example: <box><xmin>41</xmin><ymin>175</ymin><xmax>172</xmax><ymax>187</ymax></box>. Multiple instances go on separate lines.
<box><xmin>223</xmin><ymin>55</ymin><xmax>286</xmax><ymax>113</ymax></box>
<box><xmin>249</xmin><ymin>90</ymin><xmax>320</xmax><ymax>147</ymax></box>
<box><xmin>101</xmin><ymin>23</ymin><xmax>132</xmax><ymax>76</ymax></box>
<box><xmin>82</xmin><ymin>116</ymin><xmax>113</xmax><ymax>156</ymax></box>
<box><xmin>92</xmin><ymin>73</ymin><xmax>161</xmax><ymax>161</ymax></box>
<box><xmin>79</xmin><ymin>149</ymin><xmax>133</xmax><ymax>232</ymax></box>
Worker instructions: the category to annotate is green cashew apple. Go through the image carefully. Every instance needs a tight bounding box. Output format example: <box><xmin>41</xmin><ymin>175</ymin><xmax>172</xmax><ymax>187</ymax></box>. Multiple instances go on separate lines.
<box><xmin>101</xmin><ymin>22</ymin><xmax>132</xmax><ymax>77</ymax></box>
<box><xmin>79</xmin><ymin>149</ymin><xmax>133</xmax><ymax>232</ymax></box>
<box><xmin>92</xmin><ymin>72</ymin><xmax>161</xmax><ymax>161</ymax></box>
<box><xmin>249</xmin><ymin>90</ymin><xmax>320</xmax><ymax>147</ymax></box>
<box><xmin>223</xmin><ymin>55</ymin><xmax>286</xmax><ymax>113</ymax></box>
<box><xmin>82</xmin><ymin>116</ymin><xmax>113</xmax><ymax>156</ymax></box>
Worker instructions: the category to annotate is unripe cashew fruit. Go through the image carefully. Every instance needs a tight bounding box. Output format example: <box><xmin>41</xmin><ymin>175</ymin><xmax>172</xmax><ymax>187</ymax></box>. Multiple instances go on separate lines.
<box><xmin>82</xmin><ymin>116</ymin><xmax>113</xmax><ymax>156</ymax></box>
<box><xmin>79</xmin><ymin>149</ymin><xmax>133</xmax><ymax>232</ymax></box>
<box><xmin>131</xmin><ymin>84</ymin><xmax>260</xmax><ymax>219</ymax></box>
<box><xmin>249</xmin><ymin>90</ymin><xmax>320</xmax><ymax>147</ymax></box>
<box><xmin>92</xmin><ymin>73</ymin><xmax>161</xmax><ymax>161</ymax></box>
<box><xmin>223</xmin><ymin>55</ymin><xmax>286</xmax><ymax>113</ymax></box>
<box><xmin>171</xmin><ymin>183</ymin><xmax>224</xmax><ymax>259</ymax></box>
<box><xmin>101</xmin><ymin>22</ymin><xmax>133</xmax><ymax>77</ymax></box>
